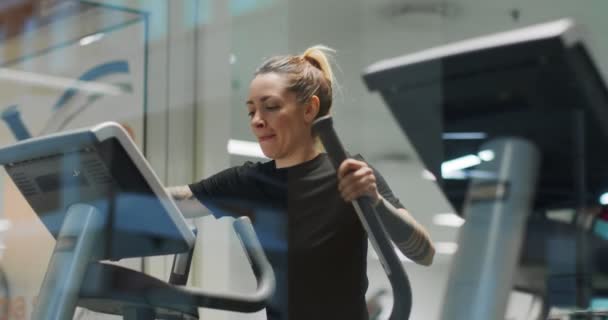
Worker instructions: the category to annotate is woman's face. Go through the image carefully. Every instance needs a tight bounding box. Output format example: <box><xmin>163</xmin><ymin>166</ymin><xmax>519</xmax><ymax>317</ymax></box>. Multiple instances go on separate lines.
<box><xmin>246</xmin><ymin>73</ymin><xmax>314</xmax><ymax>162</ymax></box>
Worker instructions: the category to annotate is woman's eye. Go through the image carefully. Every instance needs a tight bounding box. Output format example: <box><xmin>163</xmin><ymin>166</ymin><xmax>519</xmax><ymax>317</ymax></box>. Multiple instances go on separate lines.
<box><xmin>247</xmin><ymin>111</ymin><xmax>255</xmax><ymax>118</ymax></box>
<box><xmin>266</xmin><ymin>105</ymin><xmax>279</xmax><ymax>111</ymax></box>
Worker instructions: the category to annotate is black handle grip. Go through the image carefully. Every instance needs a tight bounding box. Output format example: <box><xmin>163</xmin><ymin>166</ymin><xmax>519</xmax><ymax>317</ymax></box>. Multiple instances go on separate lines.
<box><xmin>169</xmin><ymin>228</ymin><xmax>197</xmax><ymax>286</ymax></box>
<box><xmin>313</xmin><ymin>115</ymin><xmax>412</xmax><ymax>320</ymax></box>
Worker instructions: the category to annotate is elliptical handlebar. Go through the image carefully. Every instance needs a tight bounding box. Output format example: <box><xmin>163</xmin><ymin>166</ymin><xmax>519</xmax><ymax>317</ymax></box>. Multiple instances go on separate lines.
<box><xmin>312</xmin><ymin>115</ymin><xmax>413</xmax><ymax>320</ymax></box>
<box><xmin>166</xmin><ymin>216</ymin><xmax>275</xmax><ymax>313</ymax></box>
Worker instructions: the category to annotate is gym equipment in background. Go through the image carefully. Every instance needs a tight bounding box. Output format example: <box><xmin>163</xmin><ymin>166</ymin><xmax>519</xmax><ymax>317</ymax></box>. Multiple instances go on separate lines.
<box><xmin>364</xmin><ymin>18</ymin><xmax>608</xmax><ymax>319</ymax></box>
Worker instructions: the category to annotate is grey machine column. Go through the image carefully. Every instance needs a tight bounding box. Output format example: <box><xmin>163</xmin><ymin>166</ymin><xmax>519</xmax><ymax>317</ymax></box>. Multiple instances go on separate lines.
<box><xmin>31</xmin><ymin>204</ymin><xmax>104</xmax><ymax>320</ymax></box>
<box><xmin>440</xmin><ymin>137</ymin><xmax>540</xmax><ymax>320</ymax></box>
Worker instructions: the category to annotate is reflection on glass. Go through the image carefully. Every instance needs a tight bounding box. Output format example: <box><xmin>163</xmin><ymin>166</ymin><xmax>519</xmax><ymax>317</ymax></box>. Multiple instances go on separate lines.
<box><xmin>0</xmin><ymin>1</ymin><xmax>149</xmax><ymax>318</ymax></box>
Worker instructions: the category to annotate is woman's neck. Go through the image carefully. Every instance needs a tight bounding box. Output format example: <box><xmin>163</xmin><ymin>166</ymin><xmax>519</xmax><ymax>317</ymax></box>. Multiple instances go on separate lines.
<box><xmin>274</xmin><ymin>146</ymin><xmax>320</xmax><ymax>169</ymax></box>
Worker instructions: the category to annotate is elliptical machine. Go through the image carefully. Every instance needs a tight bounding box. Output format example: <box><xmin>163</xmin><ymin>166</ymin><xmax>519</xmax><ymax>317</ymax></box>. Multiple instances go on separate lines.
<box><xmin>0</xmin><ymin>122</ymin><xmax>275</xmax><ymax>319</ymax></box>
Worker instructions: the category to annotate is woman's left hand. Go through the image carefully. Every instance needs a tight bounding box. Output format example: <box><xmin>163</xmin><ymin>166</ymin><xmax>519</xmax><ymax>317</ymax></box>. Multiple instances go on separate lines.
<box><xmin>337</xmin><ymin>158</ymin><xmax>381</xmax><ymax>203</ymax></box>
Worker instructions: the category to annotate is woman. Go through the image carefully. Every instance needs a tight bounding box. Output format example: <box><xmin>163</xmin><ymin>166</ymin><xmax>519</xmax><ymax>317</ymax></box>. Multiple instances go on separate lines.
<box><xmin>168</xmin><ymin>45</ymin><xmax>435</xmax><ymax>320</ymax></box>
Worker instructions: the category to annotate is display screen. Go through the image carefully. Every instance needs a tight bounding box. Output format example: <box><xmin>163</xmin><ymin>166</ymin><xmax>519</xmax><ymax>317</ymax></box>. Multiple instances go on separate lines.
<box><xmin>35</xmin><ymin>172</ymin><xmax>89</xmax><ymax>192</ymax></box>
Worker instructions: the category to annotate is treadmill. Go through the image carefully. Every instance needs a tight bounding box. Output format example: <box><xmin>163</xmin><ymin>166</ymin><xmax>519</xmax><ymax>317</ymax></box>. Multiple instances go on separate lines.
<box><xmin>0</xmin><ymin>122</ymin><xmax>275</xmax><ymax>319</ymax></box>
<box><xmin>363</xmin><ymin>18</ymin><xmax>608</xmax><ymax>319</ymax></box>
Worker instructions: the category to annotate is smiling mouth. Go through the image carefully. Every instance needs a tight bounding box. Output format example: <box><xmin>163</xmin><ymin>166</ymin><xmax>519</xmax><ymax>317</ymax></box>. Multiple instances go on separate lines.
<box><xmin>259</xmin><ymin>135</ymin><xmax>275</xmax><ymax>142</ymax></box>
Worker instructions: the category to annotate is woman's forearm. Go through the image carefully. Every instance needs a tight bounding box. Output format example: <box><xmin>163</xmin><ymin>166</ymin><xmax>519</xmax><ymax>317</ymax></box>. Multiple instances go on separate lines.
<box><xmin>374</xmin><ymin>198</ymin><xmax>435</xmax><ymax>266</ymax></box>
<box><xmin>166</xmin><ymin>185</ymin><xmax>211</xmax><ymax>219</ymax></box>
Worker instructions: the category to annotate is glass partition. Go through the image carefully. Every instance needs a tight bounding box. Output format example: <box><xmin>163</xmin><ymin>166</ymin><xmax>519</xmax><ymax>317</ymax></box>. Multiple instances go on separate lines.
<box><xmin>1</xmin><ymin>0</ymin><xmax>608</xmax><ymax>319</ymax></box>
<box><xmin>0</xmin><ymin>1</ymin><xmax>151</xmax><ymax>318</ymax></box>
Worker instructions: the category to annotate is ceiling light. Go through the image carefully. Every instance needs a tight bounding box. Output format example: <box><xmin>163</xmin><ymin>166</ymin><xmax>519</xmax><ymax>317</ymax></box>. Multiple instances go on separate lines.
<box><xmin>441</xmin><ymin>154</ymin><xmax>481</xmax><ymax>174</ymax></box>
<box><xmin>433</xmin><ymin>213</ymin><xmax>464</xmax><ymax>227</ymax></box>
<box><xmin>227</xmin><ymin>139</ymin><xmax>268</xmax><ymax>159</ymax></box>
<box><xmin>79</xmin><ymin>33</ymin><xmax>105</xmax><ymax>46</ymax></box>
<box><xmin>600</xmin><ymin>193</ymin><xmax>608</xmax><ymax>205</ymax></box>
<box><xmin>435</xmin><ymin>242</ymin><xmax>458</xmax><ymax>255</ymax></box>
<box><xmin>442</xmin><ymin>132</ymin><xmax>487</xmax><ymax>140</ymax></box>
<box><xmin>478</xmin><ymin>150</ymin><xmax>495</xmax><ymax>161</ymax></box>
<box><xmin>441</xmin><ymin>170</ymin><xmax>467</xmax><ymax>180</ymax></box>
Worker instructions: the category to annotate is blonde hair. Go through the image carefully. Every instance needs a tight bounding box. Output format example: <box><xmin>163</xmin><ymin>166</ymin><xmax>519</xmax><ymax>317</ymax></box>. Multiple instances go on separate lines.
<box><xmin>255</xmin><ymin>45</ymin><xmax>336</xmax><ymax>120</ymax></box>
<box><xmin>300</xmin><ymin>45</ymin><xmax>335</xmax><ymax>91</ymax></box>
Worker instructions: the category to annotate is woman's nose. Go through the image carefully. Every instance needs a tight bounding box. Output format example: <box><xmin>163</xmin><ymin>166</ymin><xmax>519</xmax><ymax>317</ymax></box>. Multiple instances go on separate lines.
<box><xmin>251</xmin><ymin>112</ymin><xmax>265</xmax><ymax>128</ymax></box>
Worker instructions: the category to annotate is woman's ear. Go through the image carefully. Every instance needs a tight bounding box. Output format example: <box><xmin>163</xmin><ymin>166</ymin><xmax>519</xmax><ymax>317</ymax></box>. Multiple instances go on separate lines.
<box><xmin>304</xmin><ymin>95</ymin><xmax>321</xmax><ymax>123</ymax></box>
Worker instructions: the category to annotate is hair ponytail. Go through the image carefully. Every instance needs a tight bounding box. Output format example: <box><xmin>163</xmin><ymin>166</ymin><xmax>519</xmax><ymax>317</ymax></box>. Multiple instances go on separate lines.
<box><xmin>301</xmin><ymin>45</ymin><xmax>335</xmax><ymax>90</ymax></box>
